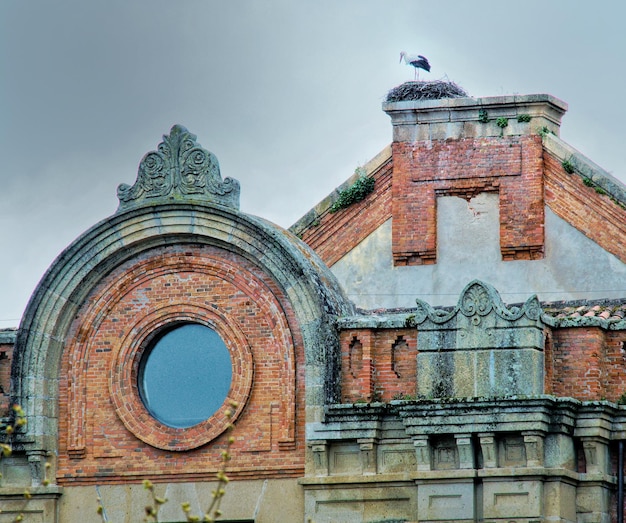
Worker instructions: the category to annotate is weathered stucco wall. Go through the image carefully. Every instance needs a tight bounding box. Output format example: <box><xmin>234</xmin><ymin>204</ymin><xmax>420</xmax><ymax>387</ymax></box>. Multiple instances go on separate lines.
<box><xmin>331</xmin><ymin>195</ymin><xmax>626</xmax><ymax>309</ymax></box>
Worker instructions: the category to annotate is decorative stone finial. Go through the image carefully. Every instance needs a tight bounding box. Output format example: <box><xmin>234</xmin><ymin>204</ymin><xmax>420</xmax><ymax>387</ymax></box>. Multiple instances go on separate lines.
<box><xmin>117</xmin><ymin>125</ymin><xmax>240</xmax><ymax>211</ymax></box>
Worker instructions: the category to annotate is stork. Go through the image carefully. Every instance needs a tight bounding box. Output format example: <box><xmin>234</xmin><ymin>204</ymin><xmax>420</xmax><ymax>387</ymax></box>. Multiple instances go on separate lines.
<box><xmin>400</xmin><ymin>52</ymin><xmax>431</xmax><ymax>80</ymax></box>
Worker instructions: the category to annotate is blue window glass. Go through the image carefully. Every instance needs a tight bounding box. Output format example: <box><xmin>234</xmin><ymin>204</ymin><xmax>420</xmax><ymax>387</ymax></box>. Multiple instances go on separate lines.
<box><xmin>139</xmin><ymin>323</ymin><xmax>232</xmax><ymax>428</ymax></box>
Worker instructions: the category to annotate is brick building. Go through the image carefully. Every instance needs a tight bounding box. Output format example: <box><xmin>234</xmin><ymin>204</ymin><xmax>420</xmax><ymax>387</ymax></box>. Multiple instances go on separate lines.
<box><xmin>1</xmin><ymin>89</ymin><xmax>626</xmax><ymax>522</ymax></box>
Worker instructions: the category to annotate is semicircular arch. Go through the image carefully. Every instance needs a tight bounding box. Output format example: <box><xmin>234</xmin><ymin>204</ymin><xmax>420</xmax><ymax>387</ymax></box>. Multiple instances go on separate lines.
<box><xmin>12</xmin><ymin>203</ymin><xmax>353</xmax><ymax>453</ymax></box>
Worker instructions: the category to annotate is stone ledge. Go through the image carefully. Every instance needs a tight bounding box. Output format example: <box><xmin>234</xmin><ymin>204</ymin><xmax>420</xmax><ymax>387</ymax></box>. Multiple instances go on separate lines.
<box><xmin>299</xmin><ymin>467</ymin><xmax>606</xmax><ymax>486</ymax></box>
<box><xmin>0</xmin><ymin>328</ymin><xmax>17</xmax><ymax>344</ymax></box>
<box><xmin>0</xmin><ymin>485</ymin><xmax>63</xmax><ymax>497</ymax></box>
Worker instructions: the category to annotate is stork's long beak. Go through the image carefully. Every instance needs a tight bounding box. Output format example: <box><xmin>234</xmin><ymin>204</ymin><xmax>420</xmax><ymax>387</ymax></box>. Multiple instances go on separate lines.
<box><xmin>399</xmin><ymin>54</ymin><xmax>403</xmax><ymax>64</ymax></box>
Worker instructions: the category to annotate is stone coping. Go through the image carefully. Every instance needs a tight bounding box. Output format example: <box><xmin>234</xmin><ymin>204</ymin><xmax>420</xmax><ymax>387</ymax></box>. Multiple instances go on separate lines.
<box><xmin>382</xmin><ymin>93</ymin><xmax>567</xmax><ymax>113</ymax></box>
<box><xmin>543</xmin><ymin>132</ymin><xmax>626</xmax><ymax>205</ymax></box>
<box><xmin>289</xmin><ymin>145</ymin><xmax>392</xmax><ymax>236</ymax></box>
<box><xmin>0</xmin><ymin>328</ymin><xmax>17</xmax><ymax>344</ymax></box>
<box><xmin>382</xmin><ymin>93</ymin><xmax>568</xmax><ymax>140</ymax></box>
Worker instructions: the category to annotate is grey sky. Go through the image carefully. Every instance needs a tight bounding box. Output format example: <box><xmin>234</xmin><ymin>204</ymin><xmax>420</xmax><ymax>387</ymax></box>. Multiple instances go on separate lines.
<box><xmin>1</xmin><ymin>1</ymin><xmax>625</xmax><ymax>326</ymax></box>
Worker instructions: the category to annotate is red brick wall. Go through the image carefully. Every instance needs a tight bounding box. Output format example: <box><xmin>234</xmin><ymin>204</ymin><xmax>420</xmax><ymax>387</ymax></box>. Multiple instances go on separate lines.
<box><xmin>57</xmin><ymin>244</ymin><xmax>305</xmax><ymax>485</ymax></box>
<box><xmin>391</xmin><ymin>135</ymin><xmax>545</xmax><ymax>265</ymax></box>
<box><xmin>299</xmin><ymin>158</ymin><xmax>392</xmax><ymax>267</ymax></box>
<box><xmin>550</xmin><ymin>327</ymin><xmax>626</xmax><ymax>401</ymax></box>
<box><xmin>544</xmin><ymin>152</ymin><xmax>626</xmax><ymax>264</ymax></box>
<box><xmin>550</xmin><ymin>327</ymin><xmax>607</xmax><ymax>400</ymax></box>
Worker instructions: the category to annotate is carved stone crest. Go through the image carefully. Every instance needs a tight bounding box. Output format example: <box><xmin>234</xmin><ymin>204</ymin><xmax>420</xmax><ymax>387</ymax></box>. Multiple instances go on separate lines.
<box><xmin>117</xmin><ymin>125</ymin><xmax>240</xmax><ymax>211</ymax></box>
<box><xmin>414</xmin><ymin>280</ymin><xmax>545</xmax><ymax>398</ymax></box>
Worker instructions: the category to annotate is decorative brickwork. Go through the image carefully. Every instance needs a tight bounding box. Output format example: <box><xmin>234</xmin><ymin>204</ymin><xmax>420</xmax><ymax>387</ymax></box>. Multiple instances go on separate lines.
<box><xmin>0</xmin><ymin>340</ymin><xmax>12</xmax><ymax>413</ymax></box>
<box><xmin>57</xmin><ymin>244</ymin><xmax>304</xmax><ymax>484</ymax></box>
<box><xmin>337</xmin><ymin>325</ymin><xmax>626</xmax><ymax>404</ymax></box>
<box><xmin>391</xmin><ymin>135</ymin><xmax>545</xmax><ymax>265</ymax></box>
<box><xmin>340</xmin><ymin>329</ymin><xmax>417</xmax><ymax>403</ymax></box>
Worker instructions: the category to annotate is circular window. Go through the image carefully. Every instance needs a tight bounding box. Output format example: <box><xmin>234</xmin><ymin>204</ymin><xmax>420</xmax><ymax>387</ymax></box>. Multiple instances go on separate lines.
<box><xmin>138</xmin><ymin>323</ymin><xmax>233</xmax><ymax>428</ymax></box>
<box><xmin>111</xmin><ymin>305</ymin><xmax>252</xmax><ymax>450</ymax></box>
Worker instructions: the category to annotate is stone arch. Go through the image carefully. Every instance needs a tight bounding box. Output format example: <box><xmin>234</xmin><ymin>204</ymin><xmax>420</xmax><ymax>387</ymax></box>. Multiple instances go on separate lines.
<box><xmin>12</xmin><ymin>202</ymin><xmax>353</xmax><ymax>457</ymax></box>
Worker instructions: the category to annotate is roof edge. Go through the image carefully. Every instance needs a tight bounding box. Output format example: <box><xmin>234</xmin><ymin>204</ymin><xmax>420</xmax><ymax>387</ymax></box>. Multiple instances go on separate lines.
<box><xmin>543</xmin><ymin>132</ymin><xmax>626</xmax><ymax>206</ymax></box>
<box><xmin>289</xmin><ymin>145</ymin><xmax>392</xmax><ymax>236</ymax></box>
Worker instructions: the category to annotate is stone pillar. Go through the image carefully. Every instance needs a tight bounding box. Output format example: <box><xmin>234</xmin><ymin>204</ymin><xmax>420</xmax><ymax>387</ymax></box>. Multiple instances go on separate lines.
<box><xmin>454</xmin><ymin>435</ymin><xmax>474</xmax><ymax>469</ymax></box>
<box><xmin>310</xmin><ymin>441</ymin><xmax>329</xmax><ymax>476</ymax></box>
<box><xmin>358</xmin><ymin>439</ymin><xmax>378</xmax><ymax>475</ymax></box>
<box><xmin>27</xmin><ymin>449</ymin><xmax>48</xmax><ymax>487</ymax></box>
<box><xmin>522</xmin><ymin>431</ymin><xmax>545</xmax><ymax>467</ymax></box>
<box><xmin>581</xmin><ymin>436</ymin><xmax>609</xmax><ymax>474</ymax></box>
<box><xmin>479</xmin><ymin>433</ymin><xmax>497</xmax><ymax>468</ymax></box>
<box><xmin>413</xmin><ymin>436</ymin><xmax>431</xmax><ymax>471</ymax></box>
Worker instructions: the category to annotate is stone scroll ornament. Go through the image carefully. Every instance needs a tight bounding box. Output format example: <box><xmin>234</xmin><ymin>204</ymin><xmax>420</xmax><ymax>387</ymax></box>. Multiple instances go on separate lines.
<box><xmin>117</xmin><ymin>125</ymin><xmax>240</xmax><ymax>211</ymax></box>
<box><xmin>412</xmin><ymin>279</ymin><xmax>543</xmax><ymax>325</ymax></box>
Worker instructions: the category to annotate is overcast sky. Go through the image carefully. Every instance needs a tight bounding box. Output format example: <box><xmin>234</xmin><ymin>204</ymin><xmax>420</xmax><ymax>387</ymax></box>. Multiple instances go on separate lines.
<box><xmin>1</xmin><ymin>1</ymin><xmax>625</xmax><ymax>327</ymax></box>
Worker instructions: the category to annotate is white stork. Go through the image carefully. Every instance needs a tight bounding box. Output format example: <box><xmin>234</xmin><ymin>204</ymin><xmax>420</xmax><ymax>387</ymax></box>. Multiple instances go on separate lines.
<box><xmin>400</xmin><ymin>52</ymin><xmax>431</xmax><ymax>81</ymax></box>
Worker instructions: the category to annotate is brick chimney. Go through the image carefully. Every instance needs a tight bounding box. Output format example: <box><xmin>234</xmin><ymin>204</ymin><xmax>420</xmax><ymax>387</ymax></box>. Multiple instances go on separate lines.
<box><xmin>383</xmin><ymin>94</ymin><xmax>568</xmax><ymax>265</ymax></box>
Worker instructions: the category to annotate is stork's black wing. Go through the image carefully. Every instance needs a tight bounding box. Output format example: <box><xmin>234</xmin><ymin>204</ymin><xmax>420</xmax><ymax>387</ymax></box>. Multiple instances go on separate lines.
<box><xmin>410</xmin><ymin>56</ymin><xmax>431</xmax><ymax>72</ymax></box>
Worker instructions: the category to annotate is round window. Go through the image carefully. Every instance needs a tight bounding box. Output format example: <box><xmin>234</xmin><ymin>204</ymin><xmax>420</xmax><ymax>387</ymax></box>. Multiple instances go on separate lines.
<box><xmin>138</xmin><ymin>323</ymin><xmax>233</xmax><ymax>428</ymax></box>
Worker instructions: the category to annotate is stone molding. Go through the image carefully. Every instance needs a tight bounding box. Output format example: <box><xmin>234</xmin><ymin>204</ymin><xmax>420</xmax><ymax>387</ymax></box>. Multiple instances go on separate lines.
<box><xmin>543</xmin><ymin>132</ymin><xmax>626</xmax><ymax>206</ymax></box>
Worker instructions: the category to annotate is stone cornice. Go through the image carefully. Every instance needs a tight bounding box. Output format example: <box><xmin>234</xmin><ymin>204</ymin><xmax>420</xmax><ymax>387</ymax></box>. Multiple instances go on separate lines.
<box><xmin>383</xmin><ymin>93</ymin><xmax>568</xmax><ymax>141</ymax></box>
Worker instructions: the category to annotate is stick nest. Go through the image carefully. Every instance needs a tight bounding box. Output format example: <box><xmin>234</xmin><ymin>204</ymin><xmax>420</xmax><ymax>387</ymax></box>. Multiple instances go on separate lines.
<box><xmin>386</xmin><ymin>80</ymin><xmax>468</xmax><ymax>102</ymax></box>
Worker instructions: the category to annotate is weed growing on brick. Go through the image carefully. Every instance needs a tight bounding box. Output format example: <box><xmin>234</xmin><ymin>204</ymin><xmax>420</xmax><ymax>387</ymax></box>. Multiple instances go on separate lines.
<box><xmin>329</xmin><ymin>169</ymin><xmax>375</xmax><ymax>213</ymax></box>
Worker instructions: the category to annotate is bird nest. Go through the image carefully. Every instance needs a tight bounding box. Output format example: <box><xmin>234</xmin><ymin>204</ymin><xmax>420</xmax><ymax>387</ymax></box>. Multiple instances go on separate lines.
<box><xmin>386</xmin><ymin>80</ymin><xmax>468</xmax><ymax>102</ymax></box>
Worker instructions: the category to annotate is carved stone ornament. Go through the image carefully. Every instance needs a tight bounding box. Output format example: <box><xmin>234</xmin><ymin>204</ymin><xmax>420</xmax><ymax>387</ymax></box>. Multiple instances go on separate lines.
<box><xmin>117</xmin><ymin>125</ymin><xmax>240</xmax><ymax>211</ymax></box>
<box><xmin>413</xmin><ymin>279</ymin><xmax>542</xmax><ymax>325</ymax></box>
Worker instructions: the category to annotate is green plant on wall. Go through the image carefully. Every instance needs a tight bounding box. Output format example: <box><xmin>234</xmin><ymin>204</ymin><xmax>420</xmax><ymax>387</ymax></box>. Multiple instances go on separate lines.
<box><xmin>329</xmin><ymin>168</ymin><xmax>375</xmax><ymax>213</ymax></box>
<box><xmin>517</xmin><ymin>114</ymin><xmax>531</xmax><ymax>123</ymax></box>
<box><xmin>496</xmin><ymin>117</ymin><xmax>508</xmax><ymax>129</ymax></box>
<box><xmin>538</xmin><ymin>127</ymin><xmax>548</xmax><ymax>136</ymax></box>
<box><xmin>478</xmin><ymin>109</ymin><xmax>489</xmax><ymax>123</ymax></box>
<box><xmin>561</xmin><ymin>158</ymin><xmax>575</xmax><ymax>174</ymax></box>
